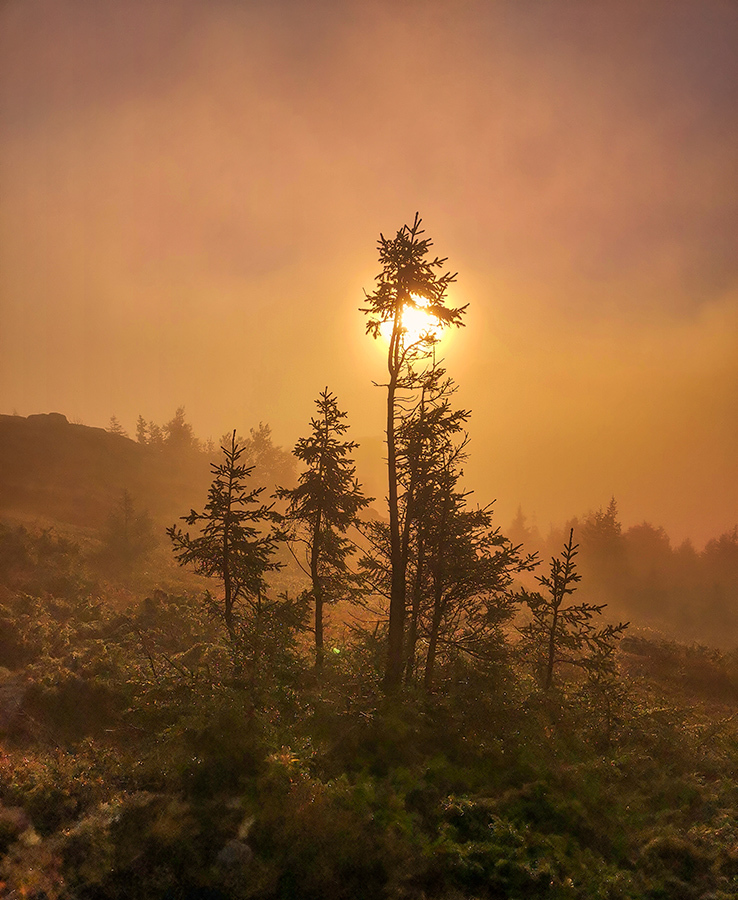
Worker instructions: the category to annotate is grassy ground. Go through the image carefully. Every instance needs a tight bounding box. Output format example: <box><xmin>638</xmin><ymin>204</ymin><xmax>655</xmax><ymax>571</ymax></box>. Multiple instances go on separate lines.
<box><xmin>0</xmin><ymin>605</ymin><xmax>736</xmax><ymax>899</ymax></box>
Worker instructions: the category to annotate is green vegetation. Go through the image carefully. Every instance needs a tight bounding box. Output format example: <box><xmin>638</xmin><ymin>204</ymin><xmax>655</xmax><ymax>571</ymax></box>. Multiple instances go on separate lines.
<box><xmin>0</xmin><ymin>217</ymin><xmax>736</xmax><ymax>897</ymax></box>
<box><xmin>0</xmin><ymin>523</ymin><xmax>737</xmax><ymax>898</ymax></box>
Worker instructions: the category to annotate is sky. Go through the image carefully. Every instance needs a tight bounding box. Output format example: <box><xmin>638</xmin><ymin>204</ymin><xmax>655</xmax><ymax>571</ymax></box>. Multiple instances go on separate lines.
<box><xmin>1</xmin><ymin>0</ymin><xmax>736</xmax><ymax>546</ymax></box>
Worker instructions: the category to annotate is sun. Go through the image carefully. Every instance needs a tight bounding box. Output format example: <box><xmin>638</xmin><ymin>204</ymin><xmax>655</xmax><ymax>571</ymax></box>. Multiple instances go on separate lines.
<box><xmin>380</xmin><ymin>294</ymin><xmax>444</xmax><ymax>346</ymax></box>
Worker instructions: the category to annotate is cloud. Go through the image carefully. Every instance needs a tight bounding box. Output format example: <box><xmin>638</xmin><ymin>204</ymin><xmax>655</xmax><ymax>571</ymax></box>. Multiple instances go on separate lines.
<box><xmin>1</xmin><ymin>0</ymin><xmax>736</xmax><ymax>543</ymax></box>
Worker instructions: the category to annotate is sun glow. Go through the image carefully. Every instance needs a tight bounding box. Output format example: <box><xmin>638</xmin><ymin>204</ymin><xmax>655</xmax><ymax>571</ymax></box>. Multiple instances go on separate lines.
<box><xmin>379</xmin><ymin>294</ymin><xmax>444</xmax><ymax>346</ymax></box>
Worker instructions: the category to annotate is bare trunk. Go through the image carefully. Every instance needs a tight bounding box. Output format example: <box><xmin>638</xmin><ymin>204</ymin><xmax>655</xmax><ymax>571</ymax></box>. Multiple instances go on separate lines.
<box><xmin>424</xmin><ymin>481</ymin><xmax>451</xmax><ymax>692</ymax></box>
<box><xmin>224</xmin><ymin>432</ymin><xmax>241</xmax><ymax>677</ymax></box>
<box><xmin>385</xmin><ymin>330</ymin><xmax>406</xmax><ymax>692</ymax></box>
<box><xmin>544</xmin><ymin>605</ymin><xmax>558</xmax><ymax>691</ymax></box>
<box><xmin>250</xmin><ymin>589</ymin><xmax>262</xmax><ymax>700</ymax></box>
<box><xmin>311</xmin><ymin>406</ymin><xmax>330</xmax><ymax>673</ymax></box>
<box><xmin>310</xmin><ymin>526</ymin><xmax>324</xmax><ymax>671</ymax></box>
<box><xmin>404</xmin><ymin>533</ymin><xmax>425</xmax><ymax>683</ymax></box>
<box><xmin>424</xmin><ymin>587</ymin><xmax>444</xmax><ymax>691</ymax></box>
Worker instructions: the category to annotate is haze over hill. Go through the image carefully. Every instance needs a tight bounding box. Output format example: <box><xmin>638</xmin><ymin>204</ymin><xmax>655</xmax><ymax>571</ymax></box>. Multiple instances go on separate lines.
<box><xmin>2</xmin><ymin>0</ymin><xmax>737</xmax><ymax>546</ymax></box>
<box><xmin>0</xmin><ymin>412</ymin><xmax>213</xmax><ymax>533</ymax></box>
<box><xmin>1</xmin><ymin>409</ymin><xmax>735</xmax><ymax>652</ymax></box>
<box><xmin>1</xmin><ymin>5</ymin><xmax>738</xmax><ymax>886</ymax></box>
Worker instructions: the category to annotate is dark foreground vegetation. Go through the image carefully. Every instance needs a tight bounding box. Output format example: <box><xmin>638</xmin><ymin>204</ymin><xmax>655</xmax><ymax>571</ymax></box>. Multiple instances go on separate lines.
<box><xmin>0</xmin><ymin>522</ymin><xmax>737</xmax><ymax>899</ymax></box>
<box><xmin>2</xmin><ymin>217</ymin><xmax>736</xmax><ymax>898</ymax></box>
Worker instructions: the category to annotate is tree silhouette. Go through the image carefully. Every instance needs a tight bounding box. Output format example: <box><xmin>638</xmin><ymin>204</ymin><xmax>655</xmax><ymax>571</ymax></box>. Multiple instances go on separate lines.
<box><xmin>361</xmin><ymin>213</ymin><xmax>466</xmax><ymax>691</ymax></box>
<box><xmin>96</xmin><ymin>489</ymin><xmax>156</xmax><ymax>579</ymax></box>
<box><xmin>277</xmin><ymin>389</ymin><xmax>370</xmax><ymax>670</ymax></box>
<box><xmin>395</xmin><ymin>366</ymin><xmax>470</xmax><ymax>683</ymax></box>
<box><xmin>167</xmin><ymin>431</ymin><xmax>281</xmax><ymax>676</ymax></box>
<box><xmin>219</xmin><ymin>423</ymin><xmax>296</xmax><ymax>491</ymax></box>
<box><xmin>422</xmin><ymin>503</ymin><xmax>530</xmax><ymax>690</ymax></box>
<box><xmin>164</xmin><ymin>406</ymin><xmax>200</xmax><ymax>454</ymax></box>
<box><xmin>397</xmin><ymin>363</ymin><xmax>470</xmax><ymax>680</ymax></box>
<box><xmin>359</xmin><ymin>365</ymin><xmax>533</xmax><ymax>690</ymax></box>
<box><xmin>519</xmin><ymin>529</ymin><xmax>628</xmax><ymax>691</ymax></box>
<box><xmin>107</xmin><ymin>415</ymin><xmax>128</xmax><ymax>437</ymax></box>
<box><xmin>135</xmin><ymin>414</ymin><xmax>165</xmax><ymax>448</ymax></box>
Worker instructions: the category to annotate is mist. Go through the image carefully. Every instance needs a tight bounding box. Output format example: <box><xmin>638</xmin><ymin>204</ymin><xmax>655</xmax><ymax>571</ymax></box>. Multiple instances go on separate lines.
<box><xmin>3</xmin><ymin>5</ymin><xmax>738</xmax><ymax>892</ymax></box>
<box><xmin>1</xmin><ymin>0</ymin><xmax>736</xmax><ymax>546</ymax></box>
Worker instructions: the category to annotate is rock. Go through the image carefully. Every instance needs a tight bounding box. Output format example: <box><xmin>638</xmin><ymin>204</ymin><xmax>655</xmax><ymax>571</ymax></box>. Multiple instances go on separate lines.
<box><xmin>216</xmin><ymin>839</ymin><xmax>253</xmax><ymax>869</ymax></box>
<box><xmin>26</xmin><ymin>412</ymin><xmax>68</xmax><ymax>426</ymax></box>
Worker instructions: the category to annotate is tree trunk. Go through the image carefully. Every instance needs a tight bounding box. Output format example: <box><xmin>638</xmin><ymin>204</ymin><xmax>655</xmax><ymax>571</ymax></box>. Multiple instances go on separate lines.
<box><xmin>385</xmin><ymin>337</ymin><xmax>406</xmax><ymax>691</ymax></box>
<box><xmin>405</xmin><ymin>533</ymin><xmax>425</xmax><ymax>683</ymax></box>
<box><xmin>223</xmin><ymin>433</ymin><xmax>241</xmax><ymax>677</ymax></box>
<box><xmin>544</xmin><ymin>605</ymin><xmax>558</xmax><ymax>691</ymax></box>
<box><xmin>424</xmin><ymin>591</ymin><xmax>444</xmax><ymax>692</ymax></box>
<box><xmin>310</xmin><ymin>525</ymin><xmax>324</xmax><ymax>672</ymax></box>
<box><xmin>250</xmin><ymin>589</ymin><xmax>262</xmax><ymax>701</ymax></box>
<box><xmin>311</xmin><ymin>409</ymin><xmax>329</xmax><ymax>672</ymax></box>
<box><xmin>424</xmin><ymin>480</ymin><xmax>451</xmax><ymax>692</ymax></box>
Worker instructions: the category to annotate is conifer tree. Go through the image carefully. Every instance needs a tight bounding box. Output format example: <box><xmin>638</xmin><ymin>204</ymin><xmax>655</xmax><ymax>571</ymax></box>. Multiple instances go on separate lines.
<box><xmin>97</xmin><ymin>489</ymin><xmax>156</xmax><ymax>579</ymax></box>
<box><xmin>219</xmin><ymin>423</ymin><xmax>295</xmax><ymax>491</ymax></box>
<box><xmin>422</xmin><ymin>502</ymin><xmax>530</xmax><ymax>690</ymax></box>
<box><xmin>164</xmin><ymin>406</ymin><xmax>200</xmax><ymax>454</ymax></box>
<box><xmin>167</xmin><ymin>431</ymin><xmax>282</xmax><ymax>676</ymax></box>
<box><xmin>519</xmin><ymin>529</ymin><xmax>628</xmax><ymax>691</ymax></box>
<box><xmin>361</xmin><ymin>213</ymin><xmax>466</xmax><ymax>691</ymax></box>
<box><xmin>135</xmin><ymin>415</ymin><xmax>148</xmax><ymax>444</ymax></box>
<box><xmin>278</xmin><ymin>389</ymin><xmax>370</xmax><ymax>670</ymax></box>
<box><xmin>107</xmin><ymin>415</ymin><xmax>128</xmax><ymax>437</ymax></box>
<box><xmin>396</xmin><ymin>366</ymin><xmax>470</xmax><ymax>682</ymax></box>
<box><xmin>401</xmin><ymin>374</ymin><xmax>533</xmax><ymax>689</ymax></box>
<box><xmin>360</xmin><ymin>366</ymin><xmax>534</xmax><ymax>690</ymax></box>
<box><xmin>148</xmin><ymin>422</ymin><xmax>164</xmax><ymax>448</ymax></box>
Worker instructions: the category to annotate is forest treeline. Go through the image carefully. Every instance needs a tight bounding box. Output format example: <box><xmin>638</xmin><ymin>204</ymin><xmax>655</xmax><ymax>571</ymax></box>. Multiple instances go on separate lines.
<box><xmin>509</xmin><ymin>500</ymin><xmax>738</xmax><ymax>650</ymax></box>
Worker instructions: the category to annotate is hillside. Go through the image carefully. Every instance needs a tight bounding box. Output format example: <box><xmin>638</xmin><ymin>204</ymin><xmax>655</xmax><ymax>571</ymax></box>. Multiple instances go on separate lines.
<box><xmin>0</xmin><ymin>413</ymin><xmax>212</xmax><ymax>534</ymax></box>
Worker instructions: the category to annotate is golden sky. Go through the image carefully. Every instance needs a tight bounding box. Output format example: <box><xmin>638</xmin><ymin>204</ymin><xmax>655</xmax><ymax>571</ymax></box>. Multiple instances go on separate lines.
<box><xmin>1</xmin><ymin>0</ymin><xmax>736</xmax><ymax>545</ymax></box>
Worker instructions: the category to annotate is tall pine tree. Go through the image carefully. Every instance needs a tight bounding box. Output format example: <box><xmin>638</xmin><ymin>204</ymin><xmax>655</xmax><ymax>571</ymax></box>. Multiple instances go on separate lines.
<box><xmin>361</xmin><ymin>213</ymin><xmax>466</xmax><ymax>691</ymax></box>
<box><xmin>278</xmin><ymin>389</ymin><xmax>370</xmax><ymax>671</ymax></box>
